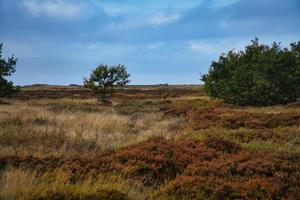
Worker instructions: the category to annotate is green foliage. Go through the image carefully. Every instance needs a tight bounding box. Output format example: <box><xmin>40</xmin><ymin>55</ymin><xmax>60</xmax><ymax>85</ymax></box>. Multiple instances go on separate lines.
<box><xmin>0</xmin><ymin>43</ymin><xmax>18</xmax><ymax>97</ymax></box>
<box><xmin>202</xmin><ymin>38</ymin><xmax>300</xmax><ymax>106</ymax></box>
<box><xmin>84</xmin><ymin>64</ymin><xmax>130</xmax><ymax>102</ymax></box>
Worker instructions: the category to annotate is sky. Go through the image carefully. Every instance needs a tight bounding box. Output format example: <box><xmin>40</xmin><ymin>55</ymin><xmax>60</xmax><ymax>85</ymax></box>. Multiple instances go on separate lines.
<box><xmin>0</xmin><ymin>0</ymin><xmax>299</xmax><ymax>85</ymax></box>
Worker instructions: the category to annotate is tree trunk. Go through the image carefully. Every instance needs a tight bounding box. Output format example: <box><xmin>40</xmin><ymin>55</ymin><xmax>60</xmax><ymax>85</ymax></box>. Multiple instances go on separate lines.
<box><xmin>101</xmin><ymin>86</ymin><xmax>107</xmax><ymax>103</ymax></box>
<box><xmin>98</xmin><ymin>86</ymin><xmax>112</xmax><ymax>105</ymax></box>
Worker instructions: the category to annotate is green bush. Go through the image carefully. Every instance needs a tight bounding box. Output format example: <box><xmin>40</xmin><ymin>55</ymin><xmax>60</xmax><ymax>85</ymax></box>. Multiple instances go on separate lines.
<box><xmin>0</xmin><ymin>42</ymin><xmax>18</xmax><ymax>98</ymax></box>
<box><xmin>201</xmin><ymin>38</ymin><xmax>300</xmax><ymax>106</ymax></box>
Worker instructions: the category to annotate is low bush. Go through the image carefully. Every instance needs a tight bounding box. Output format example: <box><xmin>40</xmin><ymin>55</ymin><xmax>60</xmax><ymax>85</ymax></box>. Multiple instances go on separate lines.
<box><xmin>161</xmin><ymin>151</ymin><xmax>300</xmax><ymax>200</ymax></box>
<box><xmin>204</xmin><ymin>136</ymin><xmax>241</xmax><ymax>153</ymax></box>
<box><xmin>105</xmin><ymin>137</ymin><xmax>218</xmax><ymax>186</ymax></box>
<box><xmin>1</xmin><ymin>137</ymin><xmax>299</xmax><ymax>199</ymax></box>
<box><xmin>187</xmin><ymin>108</ymin><xmax>300</xmax><ymax>130</ymax></box>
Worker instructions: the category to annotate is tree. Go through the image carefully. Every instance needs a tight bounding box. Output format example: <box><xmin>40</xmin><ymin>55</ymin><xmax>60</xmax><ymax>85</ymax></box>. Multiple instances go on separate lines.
<box><xmin>84</xmin><ymin>64</ymin><xmax>130</xmax><ymax>103</ymax></box>
<box><xmin>0</xmin><ymin>43</ymin><xmax>18</xmax><ymax>98</ymax></box>
<box><xmin>201</xmin><ymin>38</ymin><xmax>300</xmax><ymax>106</ymax></box>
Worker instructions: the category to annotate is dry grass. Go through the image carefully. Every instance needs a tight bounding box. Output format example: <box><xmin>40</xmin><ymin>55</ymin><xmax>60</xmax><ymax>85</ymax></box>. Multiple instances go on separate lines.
<box><xmin>0</xmin><ymin>168</ymin><xmax>150</xmax><ymax>200</ymax></box>
<box><xmin>0</xmin><ymin>86</ymin><xmax>299</xmax><ymax>199</ymax></box>
<box><xmin>0</xmin><ymin>99</ymin><xmax>185</xmax><ymax>156</ymax></box>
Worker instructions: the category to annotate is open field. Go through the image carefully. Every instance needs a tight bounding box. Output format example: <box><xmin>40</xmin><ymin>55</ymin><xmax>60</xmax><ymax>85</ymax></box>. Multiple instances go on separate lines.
<box><xmin>0</xmin><ymin>85</ymin><xmax>299</xmax><ymax>200</ymax></box>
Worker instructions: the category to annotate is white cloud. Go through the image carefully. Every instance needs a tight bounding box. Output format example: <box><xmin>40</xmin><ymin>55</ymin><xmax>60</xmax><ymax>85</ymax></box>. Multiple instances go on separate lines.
<box><xmin>107</xmin><ymin>12</ymin><xmax>180</xmax><ymax>30</ymax></box>
<box><xmin>148</xmin><ymin>13</ymin><xmax>180</xmax><ymax>25</ymax></box>
<box><xmin>146</xmin><ymin>42</ymin><xmax>166</xmax><ymax>50</ymax></box>
<box><xmin>189</xmin><ymin>42</ymin><xmax>217</xmax><ymax>55</ymax></box>
<box><xmin>91</xmin><ymin>0</ymin><xmax>202</xmax><ymax>16</ymax></box>
<box><xmin>188</xmin><ymin>39</ymin><xmax>249</xmax><ymax>55</ymax></box>
<box><xmin>23</xmin><ymin>0</ymin><xmax>87</xmax><ymax>20</ymax></box>
<box><xmin>188</xmin><ymin>35</ymin><xmax>299</xmax><ymax>56</ymax></box>
<box><xmin>208</xmin><ymin>0</ymin><xmax>241</xmax><ymax>9</ymax></box>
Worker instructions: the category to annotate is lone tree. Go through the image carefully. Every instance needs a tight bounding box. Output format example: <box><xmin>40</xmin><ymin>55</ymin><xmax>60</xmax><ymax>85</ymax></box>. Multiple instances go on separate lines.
<box><xmin>84</xmin><ymin>64</ymin><xmax>130</xmax><ymax>103</ymax></box>
<box><xmin>0</xmin><ymin>43</ymin><xmax>18</xmax><ymax>98</ymax></box>
<box><xmin>201</xmin><ymin>38</ymin><xmax>300</xmax><ymax>106</ymax></box>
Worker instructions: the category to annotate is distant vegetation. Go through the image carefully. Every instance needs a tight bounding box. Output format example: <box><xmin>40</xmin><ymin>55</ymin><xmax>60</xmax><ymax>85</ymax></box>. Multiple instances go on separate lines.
<box><xmin>202</xmin><ymin>38</ymin><xmax>300</xmax><ymax>106</ymax></box>
<box><xmin>84</xmin><ymin>64</ymin><xmax>130</xmax><ymax>103</ymax></box>
<box><xmin>0</xmin><ymin>43</ymin><xmax>18</xmax><ymax>98</ymax></box>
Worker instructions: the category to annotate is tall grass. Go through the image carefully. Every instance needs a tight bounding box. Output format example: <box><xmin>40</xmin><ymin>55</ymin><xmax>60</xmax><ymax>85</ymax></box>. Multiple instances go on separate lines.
<box><xmin>0</xmin><ymin>99</ymin><xmax>185</xmax><ymax>156</ymax></box>
<box><xmin>0</xmin><ymin>168</ymin><xmax>152</xmax><ymax>200</ymax></box>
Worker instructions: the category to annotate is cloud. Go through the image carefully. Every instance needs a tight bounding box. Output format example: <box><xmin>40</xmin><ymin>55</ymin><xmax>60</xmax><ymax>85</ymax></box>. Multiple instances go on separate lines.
<box><xmin>93</xmin><ymin>0</ymin><xmax>243</xmax><ymax>16</ymax></box>
<box><xmin>92</xmin><ymin>0</ymin><xmax>202</xmax><ymax>16</ymax></box>
<box><xmin>188</xmin><ymin>42</ymin><xmax>217</xmax><ymax>55</ymax></box>
<box><xmin>106</xmin><ymin>12</ymin><xmax>180</xmax><ymax>31</ymax></box>
<box><xmin>188</xmin><ymin>35</ymin><xmax>300</xmax><ymax>56</ymax></box>
<box><xmin>23</xmin><ymin>0</ymin><xmax>88</xmax><ymax>20</ymax></box>
<box><xmin>146</xmin><ymin>42</ymin><xmax>166</xmax><ymax>50</ymax></box>
<box><xmin>1</xmin><ymin>0</ymin><xmax>300</xmax><ymax>85</ymax></box>
<box><xmin>205</xmin><ymin>0</ymin><xmax>241</xmax><ymax>9</ymax></box>
<box><xmin>148</xmin><ymin>14</ymin><xmax>180</xmax><ymax>25</ymax></box>
<box><xmin>135</xmin><ymin>0</ymin><xmax>300</xmax><ymax>42</ymax></box>
<box><xmin>188</xmin><ymin>39</ymin><xmax>247</xmax><ymax>55</ymax></box>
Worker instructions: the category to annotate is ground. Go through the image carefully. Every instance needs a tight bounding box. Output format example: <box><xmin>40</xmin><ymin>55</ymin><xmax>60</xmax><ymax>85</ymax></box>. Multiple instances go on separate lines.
<box><xmin>0</xmin><ymin>85</ymin><xmax>299</xmax><ymax>200</ymax></box>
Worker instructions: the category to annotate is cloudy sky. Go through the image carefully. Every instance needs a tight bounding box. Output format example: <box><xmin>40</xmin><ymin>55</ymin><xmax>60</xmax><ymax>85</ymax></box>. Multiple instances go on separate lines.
<box><xmin>0</xmin><ymin>0</ymin><xmax>299</xmax><ymax>85</ymax></box>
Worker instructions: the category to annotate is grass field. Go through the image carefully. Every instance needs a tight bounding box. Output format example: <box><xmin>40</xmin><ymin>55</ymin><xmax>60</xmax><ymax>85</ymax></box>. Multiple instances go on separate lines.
<box><xmin>0</xmin><ymin>85</ymin><xmax>299</xmax><ymax>200</ymax></box>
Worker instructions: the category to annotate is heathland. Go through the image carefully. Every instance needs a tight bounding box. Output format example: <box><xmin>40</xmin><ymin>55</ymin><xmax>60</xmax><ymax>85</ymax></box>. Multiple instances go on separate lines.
<box><xmin>0</xmin><ymin>85</ymin><xmax>299</xmax><ymax>200</ymax></box>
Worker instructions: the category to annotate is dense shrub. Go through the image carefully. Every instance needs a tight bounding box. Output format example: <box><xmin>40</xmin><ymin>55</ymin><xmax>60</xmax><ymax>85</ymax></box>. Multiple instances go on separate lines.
<box><xmin>186</xmin><ymin>107</ymin><xmax>300</xmax><ymax>130</ymax></box>
<box><xmin>204</xmin><ymin>136</ymin><xmax>241</xmax><ymax>153</ymax></box>
<box><xmin>161</xmin><ymin>152</ymin><xmax>300</xmax><ymax>200</ymax></box>
<box><xmin>0</xmin><ymin>138</ymin><xmax>219</xmax><ymax>186</ymax></box>
<box><xmin>104</xmin><ymin>137</ymin><xmax>218</xmax><ymax>185</ymax></box>
<box><xmin>202</xmin><ymin>39</ymin><xmax>300</xmax><ymax>106</ymax></box>
<box><xmin>1</xmin><ymin>138</ymin><xmax>299</xmax><ymax>199</ymax></box>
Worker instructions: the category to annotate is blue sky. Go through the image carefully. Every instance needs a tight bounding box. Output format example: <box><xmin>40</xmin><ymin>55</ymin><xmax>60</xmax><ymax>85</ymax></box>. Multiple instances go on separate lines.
<box><xmin>0</xmin><ymin>0</ymin><xmax>299</xmax><ymax>85</ymax></box>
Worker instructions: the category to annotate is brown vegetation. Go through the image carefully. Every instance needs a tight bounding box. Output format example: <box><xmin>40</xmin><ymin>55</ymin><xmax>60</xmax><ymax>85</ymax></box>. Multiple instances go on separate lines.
<box><xmin>1</xmin><ymin>137</ymin><xmax>299</xmax><ymax>199</ymax></box>
<box><xmin>187</xmin><ymin>108</ymin><xmax>300</xmax><ymax>130</ymax></box>
<box><xmin>15</xmin><ymin>85</ymin><xmax>204</xmax><ymax>100</ymax></box>
<box><xmin>0</xmin><ymin>85</ymin><xmax>299</xmax><ymax>199</ymax></box>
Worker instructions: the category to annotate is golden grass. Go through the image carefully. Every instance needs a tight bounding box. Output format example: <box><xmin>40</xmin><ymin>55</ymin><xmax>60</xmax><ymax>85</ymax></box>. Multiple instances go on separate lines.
<box><xmin>0</xmin><ymin>99</ymin><xmax>185</xmax><ymax>156</ymax></box>
<box><xmin>0</xmin><ymin>168</ymin><xmax>152</xmax><ymax>200</ymax></box>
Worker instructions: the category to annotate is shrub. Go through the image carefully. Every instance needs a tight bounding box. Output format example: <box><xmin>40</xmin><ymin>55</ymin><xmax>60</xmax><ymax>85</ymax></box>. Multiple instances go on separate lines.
<box><xmin>1</xmin><ymin>138</ymin><xmax>299</xmax><ymax>199</ymax></box>
<box><xmin>0</xmin><ymin>43</ymin><xmax>18</xmax><ymax>98</ymax></box>
<box><xmin>161</xmin><ymin>152</ymin><xmax>300</xmax><ymax>200</ymax></box>
<box><xmin>204</xmin><ymin>136</ymin><xmax>241</xmax><ymax>154</ymax></box>
<box><xmin>0</xmin><ymin>138</ymin><xmax>219</xmax><ymax>186</ymax></box>
<box><xmin>105</xmin><ymin>137</ymin><xmax>218</xmax><ymax>186</ymax></box>
<box><xmin>186</xmin><ymin>107</ymin><xmax>300</xmax><ymax>130</ymax></box>
<box><xmin>201</xmin><ymin>39</ymin><xmax>300</xmax><ymax>106</ymax></box>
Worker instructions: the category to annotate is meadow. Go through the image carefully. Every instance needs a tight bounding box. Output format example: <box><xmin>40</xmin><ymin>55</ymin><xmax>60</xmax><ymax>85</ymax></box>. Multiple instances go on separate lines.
<box><xmin>0</xmin><ymin>85</ymin><xmax>299</xmax><ymax>200</ymax></box>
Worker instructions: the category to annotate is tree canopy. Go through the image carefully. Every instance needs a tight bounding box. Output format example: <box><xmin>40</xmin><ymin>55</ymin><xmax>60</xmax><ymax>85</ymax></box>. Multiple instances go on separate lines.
<box><xmin>0</xmin><ymin>43</ymin><xmax>18</xmax><ymax>98</ymax></box>
<box><xmin>201</xmin><ymin>38</ymin><xmax>300</xmax><ymax>106</ymax></box>
<box><xmin>84</xmin><ymin>64</ymin><xmax>130</xmax><ymax>103</ymax></box>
